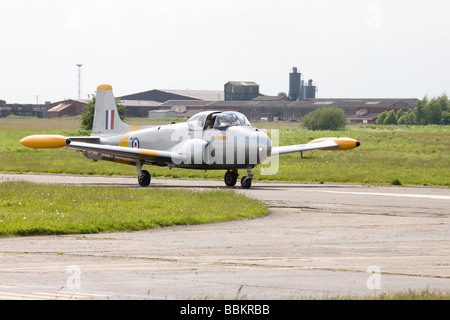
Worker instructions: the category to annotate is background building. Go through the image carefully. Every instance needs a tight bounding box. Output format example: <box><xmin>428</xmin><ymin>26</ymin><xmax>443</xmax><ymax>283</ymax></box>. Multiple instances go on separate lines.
<box><xmin>0</xmin><ymin>67</ymin><xmax>417</xmax><ymax>123</ymax></box>
<box><xmin>0</xmin><ymin>103</ymin><xmax>46</xmax><ymax>118</ymax></box>
<box><xmin>120</xmin><ymin>89</ymin><xmax>224</xmax><ymax>102</ymax></box>
<box><xmin>289</xmin><ymin>67</ymin><xmax>317</xmax><ymax>100</ymax></box>
<box><xmin>224</xmin><ymin>81</ymin><xmax>260</xmax><ymax>101</ymax></box>
<box><xmin>45</xmin><ymin>99</ymin><xmax>87</xmax><ymax>118</ymax></box>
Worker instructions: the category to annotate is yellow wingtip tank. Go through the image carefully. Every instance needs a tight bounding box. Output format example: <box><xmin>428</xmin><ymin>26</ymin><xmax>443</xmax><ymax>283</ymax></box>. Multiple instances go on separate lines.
<box><xmin>20</xmin><ymin>135</ymin><xmax>69</xmax><ymax>149</ymax></box>
<box><xmin>308</xmin><ymin>137</ymin><xmax>361</xmax><ymax>150</ymax></box>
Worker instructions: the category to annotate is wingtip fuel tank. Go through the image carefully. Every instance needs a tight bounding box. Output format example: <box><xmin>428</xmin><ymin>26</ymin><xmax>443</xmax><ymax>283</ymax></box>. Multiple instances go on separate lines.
<box><xmin>20</xmin><ymin>135</ymin><xmax>69</xmax><ymax>149</ymax></box>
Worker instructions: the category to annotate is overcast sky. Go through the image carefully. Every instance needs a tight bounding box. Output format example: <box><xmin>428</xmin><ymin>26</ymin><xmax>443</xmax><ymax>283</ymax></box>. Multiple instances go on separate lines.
<box><xmin>1</xmin><ymin>0</ymin><xmax>449</xmax><ymax>104</ymax></box>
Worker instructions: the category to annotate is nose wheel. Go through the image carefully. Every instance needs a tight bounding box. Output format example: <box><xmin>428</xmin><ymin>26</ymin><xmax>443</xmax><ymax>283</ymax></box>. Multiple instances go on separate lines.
<box><xmin>240</xmin><ymin>176</ymin><xmax>252</xmax><ymax>189</ymax></box>
<box><xmin>240</xmin><ymin>167</ymin><xmax>254</xmax><ymax>189</ymax></box>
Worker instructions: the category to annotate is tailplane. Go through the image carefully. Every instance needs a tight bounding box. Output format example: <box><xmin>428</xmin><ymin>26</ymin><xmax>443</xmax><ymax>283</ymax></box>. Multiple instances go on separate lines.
<box><xmin>92</xmin><ymin>84</ymin><xmax>131</xmax><ymax>135</ymax></box>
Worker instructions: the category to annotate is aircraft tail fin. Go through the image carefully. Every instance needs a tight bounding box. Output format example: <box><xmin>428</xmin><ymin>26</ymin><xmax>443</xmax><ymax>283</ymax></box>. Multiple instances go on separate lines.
<box><xmin>92</xmin><ymin>84</ymin><xmax>131</xmax><ymax>135</ymax></box>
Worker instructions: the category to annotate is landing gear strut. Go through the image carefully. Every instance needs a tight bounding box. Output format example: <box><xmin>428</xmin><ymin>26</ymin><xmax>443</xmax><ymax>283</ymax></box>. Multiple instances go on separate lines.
<box><xmin>136</xmin><ymin>161</ymin><xmax>151</xmax><ymax>187</ymax></box>
<box><xmin>224</xmin><ymin>169</ymin><xmax>239</xmax><ymax>187</ymax></box>
<box><xmin>240</xmin><ymin>167</ymin><xmax>253</xmax><ymax>189</ymax></box>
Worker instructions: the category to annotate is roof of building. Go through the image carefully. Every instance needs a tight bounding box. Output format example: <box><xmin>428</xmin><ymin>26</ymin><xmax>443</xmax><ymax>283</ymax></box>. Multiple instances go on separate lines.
<box><xmin>119</xmin><ymin>89</ymin><xmax>224</xmax><ymax>102</ymax></box>
<box><xmin>162</xmin><ymin>90</ymin><xmax>224</xmax><ymax>101</ymax></box>
<box><xmin>121</xmin><ymin>100</ymin><xmax>161</xmax><ymax>107</ymax></box>
<box><xmin>46</xmin><ymin>99</ymin><xmax>88</xmax><ymax>113</ymax></box>
<box><xmin>252</xmin><ymin>95</ymin><xmax>290</xmax><ymax>101</ymax></box>
<box><xmin>159</xmin><ymin>100</ymin><xmax>214</xmax><ymax>107</ymax></box>
<box><xmin>309</xmin><ymin>98</ymin><xmax>418</xmax><ymax>109</ymax></box>
<box><xmin>47</xmin><ymin>102</ymin><xmax>71</xmax><ymax>113</ymax></box>
<box><xmin>207</xmin><ymin>98</ymin><xmax>418</xmax><ymax>109</ymax></box>
<box><xmin>225</xmin><ymin>81</ymin><xmax>259</xmax><ymax>87</ymax></box>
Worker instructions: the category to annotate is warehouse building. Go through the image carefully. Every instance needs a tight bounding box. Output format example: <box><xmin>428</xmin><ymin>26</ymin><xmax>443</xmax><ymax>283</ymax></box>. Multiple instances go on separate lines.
<box><xmin>224</xmin><ymin>81</ymin><xmax>260</xmax><ymax>101</ymax></box>
<box><xmin>1</xmin><ymin>68</ymin><xmax>417</xmax><ymax>122</ymax></box>
<box><xmin>45</xmin><ymin>99</ymin><xmax>87</xmax><ymax>118</ymax></box>
<box><xmin>0</xmin><ymin>103</ymin><xmax>46</xmax><ymax>118</ymax></box>
<box><xmin>160</xmin><ymin>97</ymin><xmax>417</xmax><ymax>123</ymax></box>
<box><xmin>119</xmin><ymin>89</ymin><xmax>224</xmax><ymax>102</ymax></box>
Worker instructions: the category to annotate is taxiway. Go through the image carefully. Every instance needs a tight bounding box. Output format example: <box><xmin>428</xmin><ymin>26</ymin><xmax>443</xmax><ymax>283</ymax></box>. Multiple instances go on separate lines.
<box><xmin>0</xmin><ymin>173</ymin><xmax>449</xmax><ymax>299</ymax></box>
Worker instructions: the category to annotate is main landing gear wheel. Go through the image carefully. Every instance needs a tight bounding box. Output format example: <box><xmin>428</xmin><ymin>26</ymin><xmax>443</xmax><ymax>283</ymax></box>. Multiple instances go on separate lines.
<box><xmin>224</xmin><ymin>169</ymin><xmax>239</xmax><ymax>187</ymax></box>
<box><xmin>138</xmin><ymin>170</ymin><xmax>151</xmax><ymax>187</ymax></box>
<box><xmin>136</xmin><ymin>161</ymin><xmax>151</xmax><ymax>187</ymax></box>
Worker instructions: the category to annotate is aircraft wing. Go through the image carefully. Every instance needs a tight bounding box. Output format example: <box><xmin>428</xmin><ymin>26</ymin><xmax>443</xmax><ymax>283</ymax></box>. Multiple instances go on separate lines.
<box><xmin>271</xmin><ymin>139</ymin><xmax>339</xmax><ymax>156</ymax></box>
<box><xmin>65</xmin><ymin>141</ymin><xmax>185</xmax><ymax>163</ymax></box>
<box><xmin>19</xmin><ymin>135</ymin><xmax>185</xmax><ymax>164</ymax></box>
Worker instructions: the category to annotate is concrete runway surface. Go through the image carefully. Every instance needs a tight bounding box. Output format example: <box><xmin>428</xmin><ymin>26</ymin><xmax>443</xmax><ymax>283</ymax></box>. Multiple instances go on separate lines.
<box><xmin>0</xmin><ymin>173</ymin><xmax>449</xmax><ymax>300</ymax></box>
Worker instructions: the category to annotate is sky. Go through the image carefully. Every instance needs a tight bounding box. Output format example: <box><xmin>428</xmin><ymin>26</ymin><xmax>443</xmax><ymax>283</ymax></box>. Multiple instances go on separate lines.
<box><xmin>1</xmin><ymin>0</ymin><xmax>449</xmax><ymax>104</ymax></box>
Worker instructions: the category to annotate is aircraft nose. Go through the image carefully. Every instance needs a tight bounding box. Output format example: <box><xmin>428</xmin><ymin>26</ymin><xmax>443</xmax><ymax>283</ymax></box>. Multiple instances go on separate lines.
<box><xmin>256</xmin><ymin>130</ymin><xmax>272</xmax><ymax>160</ymax></box>
<box><xmin>356</xmin><ymin>141</ymin><xmax>361</xmax><ymax>147</ymax></box>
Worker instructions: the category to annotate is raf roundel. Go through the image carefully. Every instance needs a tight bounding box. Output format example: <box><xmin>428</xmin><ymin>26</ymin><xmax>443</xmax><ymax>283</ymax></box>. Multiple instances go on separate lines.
<box><xmin>131</xmin><ymin>137</ymin><xmax>140</xmax><ymax>148</ymax></box>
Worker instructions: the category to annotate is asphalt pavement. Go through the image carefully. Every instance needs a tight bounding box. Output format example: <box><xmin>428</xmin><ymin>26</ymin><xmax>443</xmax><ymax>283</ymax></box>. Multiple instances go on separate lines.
<box><xmin>0</xmin><ymin>173</ymin><xmax>449</xmax><ymax>299</ymax></box>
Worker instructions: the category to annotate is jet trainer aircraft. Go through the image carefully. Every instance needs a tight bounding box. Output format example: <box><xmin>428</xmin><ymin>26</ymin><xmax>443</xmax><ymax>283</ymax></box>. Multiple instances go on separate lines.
<box><xmin>20</xmin><ymin>84</ymin><xmax>360</xmax><ymax>189</ymax></box>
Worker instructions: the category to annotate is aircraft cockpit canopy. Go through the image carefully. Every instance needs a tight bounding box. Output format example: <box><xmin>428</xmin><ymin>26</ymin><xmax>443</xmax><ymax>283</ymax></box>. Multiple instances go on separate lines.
<box><xmin>212</xmin><ymin>111</ymin><xmax>250</xmax><ymax>129</ymax></box>
<box><xmin>188</xmin><ymin>111</ymin><xmax>251</xmax><ymax>130</ymax></box>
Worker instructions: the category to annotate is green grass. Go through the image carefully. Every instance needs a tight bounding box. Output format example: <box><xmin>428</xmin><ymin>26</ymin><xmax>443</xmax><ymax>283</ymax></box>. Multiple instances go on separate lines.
<box><xmin>339</xmin><ymin>289</ymin><xmax>450</xmax><ymax>300</ymax></box>
<box><xmin>0</xmin><ymin>182</ymin><xmax>268</xmax><ymax>236</ymax></box>
<box><xmin>259</xmin><ymin>124</ymin><xmax>450</xmax><ymax>186</ymax></box>
<box><xmin>371</xmin><ymin>289</ymin><xmax>450</xmax><ymax>300</ymax></box>
<box><xmin>1</xmin><ymin>118</ymin><xmax>450</xmax><ymax>186</ymax></box>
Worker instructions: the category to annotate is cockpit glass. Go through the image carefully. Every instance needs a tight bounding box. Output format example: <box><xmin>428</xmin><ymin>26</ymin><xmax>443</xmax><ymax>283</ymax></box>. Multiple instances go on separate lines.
<box><xmin>187</xmin><ymin>112</ymin><xmax>207</xmax><ymax>130</ymax></box>
<box><xmin>213</xmin><ymin>112</ymin><xmax>250</xmax><ymax>129</ymax></box>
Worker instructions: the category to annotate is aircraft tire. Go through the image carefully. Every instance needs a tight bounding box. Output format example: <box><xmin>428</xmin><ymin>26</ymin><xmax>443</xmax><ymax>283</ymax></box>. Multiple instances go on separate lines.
<box><xmin>224</xmin><ymin>171</ymin><xmax>238</xmax><ymax>187</ymax></box>
<box><xmin>241</xmin><ymin>176</ymin><xmax>252</xmax><ymax>189</ymax></box>
<box><xmin>138</xmin><ymin>170</ymin><xmax>151</xmax><ymax>187</ymax></box>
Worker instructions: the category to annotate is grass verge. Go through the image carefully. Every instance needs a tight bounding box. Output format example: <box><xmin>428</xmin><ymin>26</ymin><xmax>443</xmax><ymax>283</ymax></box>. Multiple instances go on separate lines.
<box><xmin>341</xmin><ymin>289</ymin><xmax>450</xmax><ymax>300</ymax></box>
<box><xmin>0</xmin><ymin>182</ymin><xmax>268</xmax><ymax>236</ymax></box>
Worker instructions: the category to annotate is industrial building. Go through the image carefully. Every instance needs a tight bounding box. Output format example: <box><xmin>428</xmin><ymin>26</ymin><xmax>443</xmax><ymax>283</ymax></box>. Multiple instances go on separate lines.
<box><xmin>224</xmin><ymin>81</ymin><xmax>260</xmax><ymax>101</ymax></box>
<box><xmin>45</xmin><ymin>99</ymin><xmax>87</xmax><ymax>118</ymax></box>
<box><xmin>289</xmin><ymin>67</ymin><xmax>317</xmax><ymax>100</ymax></box>
<box><xmin>0</xmin><ymin>67</ymin><xmax>417</xmax><ymax>123</ymax></box>
<box><xmin>0</xmin><ymin>103</ymin><xmax>46</xmax><ymax>118</ymax></box>
<box><xmin>159</xmin><ymin>97</ymin><xmax>417</xmax><ymax>123</ymax></box>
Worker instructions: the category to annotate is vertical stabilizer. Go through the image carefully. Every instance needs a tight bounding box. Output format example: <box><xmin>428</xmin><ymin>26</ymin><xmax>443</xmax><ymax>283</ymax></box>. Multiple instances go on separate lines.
<box><xmin>92</xmin><ymin>84</ymin><xmax>130</xmax><ymax>135</ymax></box>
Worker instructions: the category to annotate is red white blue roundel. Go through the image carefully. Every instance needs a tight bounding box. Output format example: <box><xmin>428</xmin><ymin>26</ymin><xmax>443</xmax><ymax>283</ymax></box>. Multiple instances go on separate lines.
<box><xmin>131</xmin><ymin>137</ymin><xmax>140</xmax><ymax>148</ymax></box>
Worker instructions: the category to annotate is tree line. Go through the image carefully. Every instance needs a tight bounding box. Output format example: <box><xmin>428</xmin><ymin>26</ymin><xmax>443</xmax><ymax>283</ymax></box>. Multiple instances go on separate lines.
<box><xmin>376</xmin><ymin>94</ymin><xmax>450</xmax><ymax>125</ymax></box>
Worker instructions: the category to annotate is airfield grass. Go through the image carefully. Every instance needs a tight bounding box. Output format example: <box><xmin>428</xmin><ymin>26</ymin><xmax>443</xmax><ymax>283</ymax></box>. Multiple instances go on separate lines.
<box><xmin>0</xmin><ymin>181</ymin><xmax>268</xmax><ymax>237</ymax></box>
<box><xmin>322</xmin><ymin>289</ymin><xmax>450</xmax><ymax>300</ymax></box>
<box><xmin>367</xmin><ymin>289</ymin><xmax>450</xmax><ymax>300</ymax></box>
<box><xmin>1</xmin><ymin>117</ymin><xmax>449</xmax><ymax>186</ymax></box>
